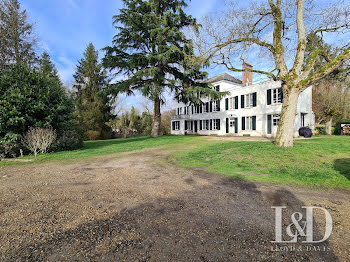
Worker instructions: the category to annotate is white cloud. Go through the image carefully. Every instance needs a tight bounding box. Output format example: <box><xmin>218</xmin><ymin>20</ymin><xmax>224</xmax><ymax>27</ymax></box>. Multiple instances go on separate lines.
<box><xmin>56</xmin><ymin>56</ymin><xmax>76</xmax><ymax>84</ymax></box>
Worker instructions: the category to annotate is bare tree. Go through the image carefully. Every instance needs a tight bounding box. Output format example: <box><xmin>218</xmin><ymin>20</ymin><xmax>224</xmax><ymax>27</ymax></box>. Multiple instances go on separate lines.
<box><xmin>313</xmin><ymin>82</ymin><xmax>347</xmax><ymax>134</ymax></box>
<box><xmin>22</xmin><ymin>127</ymin><xmax>56</xmax><ymax>158</ymax></box>
<box><xmin>195</xmin><ymin>0</ymin><xmax>350</xmax><ymax>147</ymax></box>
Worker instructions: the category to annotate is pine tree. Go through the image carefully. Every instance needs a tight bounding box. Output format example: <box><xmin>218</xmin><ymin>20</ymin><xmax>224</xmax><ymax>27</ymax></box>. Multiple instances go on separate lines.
<box><xmin>103</xmin><ymin>0</ymin><xmax>223</xmax><ymax>137</ymax></box>
<box><xmin>0</xmin><ymin>0</ymin><xmax>37</xmax><ymax>68</ymax></box>
<box><xmin>73</xmin><ymin>43</ymin><xmax>112</xmax><ymax>139</ymax></box>
<box><xmin>39</xmin><ymin>52</ymin><xmax>59</xmax><ymax>79</ymax></box>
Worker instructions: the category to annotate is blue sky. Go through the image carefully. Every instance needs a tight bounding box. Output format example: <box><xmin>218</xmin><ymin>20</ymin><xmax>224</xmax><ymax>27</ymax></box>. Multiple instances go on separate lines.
<box><xmin>21</xmin><ymin>0</ymin><xmax>221</xmax><ymax>83</ymax></box>
<box><xmin>21</xmin><ymin>0</ymin><xmax>222</xmax><ymax>110</ymax></box>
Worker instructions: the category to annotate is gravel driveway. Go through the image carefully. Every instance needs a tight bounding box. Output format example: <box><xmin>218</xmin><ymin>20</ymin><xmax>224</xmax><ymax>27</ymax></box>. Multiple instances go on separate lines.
<box><xmin>0</xmin><ymin>147</ymin><xmax>349</xmax><ymax>261</ymax></box>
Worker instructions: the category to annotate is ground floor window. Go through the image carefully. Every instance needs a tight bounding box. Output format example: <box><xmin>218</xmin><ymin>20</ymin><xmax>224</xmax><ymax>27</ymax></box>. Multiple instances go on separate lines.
<box><xmin>242</xmin><ymin>116</ymin><xmax>256</xmax><ymax>131</ymax></box>
<box><xmin>172</xmin><ymin>121</ymin><xmax>180</xmax><ymax>131</ymax></box>
<box><xmin>273</xmin><ymin>114</ymin><xmax>280</xmax><ymax>126</ymax></box>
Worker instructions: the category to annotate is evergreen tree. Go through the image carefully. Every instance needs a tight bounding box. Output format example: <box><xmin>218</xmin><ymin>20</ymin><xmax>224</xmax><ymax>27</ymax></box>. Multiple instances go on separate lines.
<box><xmin>73</xmin><ymin>43</ymin><xmax>112</xmax><ymax>139</ymax></box>
<box><xmin>103</xmin><ymin>0</ymin><xmax>223</xmax><ymax>137</ymax></box>
<box><xmin>0</xmin><ymin>0</ymin><xmax>37</xmax><ymax>68</ymax></box>
<box><xmin>39</xmin><ymin>52</ymin><xmax>59</xmax><ymax>79</ymax></box>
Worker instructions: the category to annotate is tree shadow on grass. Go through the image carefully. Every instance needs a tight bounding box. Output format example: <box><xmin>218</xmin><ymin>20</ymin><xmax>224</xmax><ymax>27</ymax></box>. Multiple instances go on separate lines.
<box><xmin>334</xmin><ymin>158</ymin><xmax>350</xmax><ymax>180</ymax></box>
<box><xmin>82</xmin><ymin>136</ymin><xmax>152</xmax><ymax>150</ymax></box>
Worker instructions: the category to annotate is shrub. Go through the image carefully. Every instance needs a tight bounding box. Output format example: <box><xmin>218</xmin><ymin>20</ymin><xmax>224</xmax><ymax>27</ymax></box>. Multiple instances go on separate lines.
<box><xmin>0</xmin><ymin>133</ymin><xmax>22</xmax><ymax>159</ymax></box>
<box><xmin>22</xmin><ymin>127</ymin><xmax>56</xmax><ymax>158</ymax></box>
<box><xmin>51</xmin><ymin>130</ymin><xmax>84</xmax><ymax>152</ymax></box>
<box><xmin>85</xmin><ymin>130</ymin><xmax>101</xmax><ymax>140</ymax></box>
<box><xmin>315</xmin><ymin>126</ymin><xmax>326</xmax><ymax>135</ymax></box>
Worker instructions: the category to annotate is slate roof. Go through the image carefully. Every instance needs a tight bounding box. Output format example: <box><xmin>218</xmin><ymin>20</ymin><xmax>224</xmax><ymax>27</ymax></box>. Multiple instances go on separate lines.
<box><xmin>206</xmin><ymin>73</ymin><xmax>243</xmax><ymax>85</ymax></box>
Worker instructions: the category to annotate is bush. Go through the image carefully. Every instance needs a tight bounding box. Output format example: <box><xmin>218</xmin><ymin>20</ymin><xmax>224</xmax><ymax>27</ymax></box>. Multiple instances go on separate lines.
<box><xmin>0</xmin><ymin>133</ymin><xmax>22</xmax><ymax>159</ymax></box>
<box><xmin>85</xmin><ymin>130</ymin><xmax>101</xmax><ymax>140</ymax></box>
<box><xmin>315</xmin><ymin>126</ymin><xmax>326</xmax><ymax>135</ymax></box>
<box><xmin>51</xmin><ymin>130</ymin><xmax>83</xmax><ymax>152</ymax></box>
<box><xmin>22</xmin><ymin>127</ymin><xmax>56</xmax><ymax>158</ymax></box>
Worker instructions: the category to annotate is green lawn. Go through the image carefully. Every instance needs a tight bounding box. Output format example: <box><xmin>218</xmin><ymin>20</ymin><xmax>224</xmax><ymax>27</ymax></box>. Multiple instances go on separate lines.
<box><xmin>0</xmin><ymin>135</ymin><xmax>205</xmax><ymax>166</ymax></box>
<box><xmin>2</xmin><ymin>135</ymin><xmax>349</xmax><ymax>188</ymax></box>
<box><xmin>173</xmin><ymin>136</ymin><xmax>350</xmax><ymax>188</ymax></box>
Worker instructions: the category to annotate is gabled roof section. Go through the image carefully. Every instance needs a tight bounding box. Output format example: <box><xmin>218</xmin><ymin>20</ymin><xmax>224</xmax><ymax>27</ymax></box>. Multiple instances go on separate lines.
<box><xmin>206</xmin><ymin>73</ymin><xmax>243</xmax><ymax>85</ymax></box>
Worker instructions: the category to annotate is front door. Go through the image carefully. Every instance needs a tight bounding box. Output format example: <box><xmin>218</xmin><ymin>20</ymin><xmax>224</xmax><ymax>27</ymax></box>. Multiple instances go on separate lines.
<box><xmin>229</xmin><ymin>118</ymin><xmax>238</xmax><ymax>133</ymax></box>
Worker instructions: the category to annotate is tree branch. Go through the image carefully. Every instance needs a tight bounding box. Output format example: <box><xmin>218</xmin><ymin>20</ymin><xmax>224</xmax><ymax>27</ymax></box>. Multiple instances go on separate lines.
<box><xmin>297</xmin><ymin>47</ymin><xmax>350</xmax><ymax>90</ymax></box>
<box><xmin>291</xmin><ymin>0</ymin><xmax>306</xmax><ymax>76</ymax></box>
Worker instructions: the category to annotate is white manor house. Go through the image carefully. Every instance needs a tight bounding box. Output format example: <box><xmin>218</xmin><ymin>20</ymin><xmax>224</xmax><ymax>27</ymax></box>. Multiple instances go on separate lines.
<box><xmin>171</xmin><ymin>63</ymin><xmax>315</xmax><ymax>137</ymax></box>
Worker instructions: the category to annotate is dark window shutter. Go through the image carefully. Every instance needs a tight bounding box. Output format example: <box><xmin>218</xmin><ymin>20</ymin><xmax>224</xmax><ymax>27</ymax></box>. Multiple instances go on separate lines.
<box><xmin>206</xmin><ymin>120</ymin><xmax>209</xmax><ymax>130</ymax></box>
<box><xmin>241</xmin><ymin>95</ymin><xmax>245</xmax><ymax>108</ymax></box>
<box><xmin>206</xmin><ymin>102</ymin><xmax>209</xmax><ymax>112</ymax></box>
<box><xmin>242</xmin><ymin>117</ymin><xmax>246</xmax><ymax>130</ymax></box>
<box><xmin>200</xmin><ymin>120</ymin><xmax>202</xmax><ymax>130</ymax></box>
<box><xmin>253</xmin><ymin>92</ymin><xmax>257</xmax><ymax>107</ymax></box>
<box><xmin>217</xmin><ymin>100</ymin><xmax>220</xmax><ymax>111</ymax></box>
<box><xmin>172</xmin><ymin>122</ymin><xmax>175</xmax><ymax>131</ymax></box>
<box><xmin>210</xmin><ymin>101</ymin><xmax>213</xmax><ymax>112</ymax></box>
<box><xmin>185</xmin><ymin>121</ymin><xmax>188</xmax><ymax>130</ymax></box>
<box><xmin>226</xmin><ymin>118</ymin><xmax>229</xmax><ymax>133</ymax></box>
<box><xmin>225</xmin><ymin>98</ymin><xmax>229</xmax><ymax>110</ymax></box>
<box><xmin>279</xmin><ymin>88</ymin><xmax>283</xmax><ymax>103</ymax></box>
<box><xmin>252</xmin><ymin>116</ymin><xmax>256</xmax><ymax>130</ymax></box>
<box><xmin>217</xmin><ymin>119</ymin><xmax>221</xmax><ymax>130</ymax></box>
<box><xmin>267</xmin><ymin>115</ymin><xmax>272</xmax><ymax>134</ymax></box>
<box><xmin>200</xmin><ymin>104</ymin><xmax>203</xmax><ymax>113</ymax></box>
<box><xmin>210</xmin><ymin>119</ymin><xmax>213</xmax><ymax>130</ymax></box>
<box><xmin>191</xmin><ymin>105</ymin><xmax>194</xmax><ymax>114</ymax></box>
<box><xmin>267</xmin><ymin>89</ymin><xmax>272</xmax><ymax>105</ymax></box>
<box><xmin>235</xmin><ymin>96</ymin><xmax>239</xmax><ymax>109</ymax></box>
<box><xmin>234</xmin><ymin>118</ymin><xmax>238</xmax><ymax>133</ymax></box>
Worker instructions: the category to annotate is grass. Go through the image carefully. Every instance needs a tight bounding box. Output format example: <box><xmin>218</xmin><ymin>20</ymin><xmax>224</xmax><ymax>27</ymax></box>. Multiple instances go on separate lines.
<box><xmin>173</xmin><ymin>136</ymin><xmax>350</xmax><ymax>189</ymax></box>
<box><xmin>0</xmin><ymin>135</ymin><xmax>206</xmax><ymax>166</ymax></box>
<box><xmin>2</xmin><ymin>134</ymin><xmax>349</xmax><ymax>189</ymax></box>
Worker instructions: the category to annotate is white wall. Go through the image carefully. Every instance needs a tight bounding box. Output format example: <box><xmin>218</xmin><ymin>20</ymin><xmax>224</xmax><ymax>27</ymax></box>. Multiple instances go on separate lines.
<box><xmin>171</xmin><ymin>79</ymin><xmax>314</xmax><ymax>137</ymax></box>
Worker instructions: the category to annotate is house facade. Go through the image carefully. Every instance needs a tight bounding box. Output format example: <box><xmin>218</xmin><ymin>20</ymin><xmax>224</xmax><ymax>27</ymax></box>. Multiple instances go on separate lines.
<box><xmin>171</xmin><ymin>66</ymin><xmax>314</xmax><ymax>137</ymax></box>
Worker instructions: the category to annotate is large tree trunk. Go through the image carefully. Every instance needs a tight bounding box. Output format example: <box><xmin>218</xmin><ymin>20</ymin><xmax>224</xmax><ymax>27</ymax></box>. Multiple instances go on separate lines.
<box><xmin>151</xmin><ymin>97</ymin><xmax>161</xmax><ymax>138</ymax></box>
<box><xmin>325</xmin><ymin>116</ymin><xmax>333</xmax><ymax>135</ymax></box>
<box><xmin>275</xmin><ymin>86</ymin><xmax>300</xmax><ymax>147</ymax></box>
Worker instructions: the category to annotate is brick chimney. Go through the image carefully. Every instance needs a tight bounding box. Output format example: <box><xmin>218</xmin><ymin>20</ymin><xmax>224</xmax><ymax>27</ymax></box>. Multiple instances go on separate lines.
<box><xmin>242</xmin><ymin>61</ymin><xmax>253</xmax><ymax>86</ymax></box>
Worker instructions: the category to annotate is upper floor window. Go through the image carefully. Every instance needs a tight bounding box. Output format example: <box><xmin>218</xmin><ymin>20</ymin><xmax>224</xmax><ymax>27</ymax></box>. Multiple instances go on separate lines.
<box><xmin>213</xmin><ymin>100</ymin><xmax>220</xmax><ymax>112</ymax></box>
<box><xmin>267</xmin><ymin>88</ymin><xmax>283</xmax><ymax>105</ymax></box>
<box><xmin>177</xmin><ymin>107</ymin><xmax>182</xmax><ymax>115</ymax></box>
<box><xmin>245</xmin><ymin>93</ymin><xmax>254</xmax><ymax>108</ymax></box>
<box><xmin>273</xmin><ymin>88</ymin><xmax>282</xmax><ymax>104</ymax></box>
<box><xmin>241</xmin><ymin>93</ymin><xmax>257</xmax><ymax>108</ymax></box>
<box><xmin>214</xmin><ymin>85</ymin><xmax>220</xmax><ymax>92</ymax></box>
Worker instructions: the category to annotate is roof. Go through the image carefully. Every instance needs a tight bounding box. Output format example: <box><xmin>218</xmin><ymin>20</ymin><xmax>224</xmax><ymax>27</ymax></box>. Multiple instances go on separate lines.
<box><xmin>206</xmin><ymin>73</ymin><xmax>243</xmax><ymax>85</ymax></box>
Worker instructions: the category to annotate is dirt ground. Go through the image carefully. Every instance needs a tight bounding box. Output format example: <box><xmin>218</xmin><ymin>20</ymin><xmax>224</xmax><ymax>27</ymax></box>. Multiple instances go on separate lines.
<box><xmin>0</xmin><ymin>146</ymin><xmax>349</xmax><ymax>262</ymax></box>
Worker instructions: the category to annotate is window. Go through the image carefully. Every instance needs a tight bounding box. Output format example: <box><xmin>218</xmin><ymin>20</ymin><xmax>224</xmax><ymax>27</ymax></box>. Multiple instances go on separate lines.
<box><xmin>212</xmin><ymin>100</ymin><xmax>220</xmax><ymax>112</ymax></box>
<box><xmin>212</xmin><ymin>119</ymin><xmax>220</xmax><ymax>130</ymax></box>
<box><xmin>245</xmin><ymin>93</ymin><xmax>254</xmax><ymax>108</ymax></box>
<box><xmin>230</xmin><ymin>120</ymin><xmax>234</xmax><ymax>127</ymax></box>
<box><xmin>229</xmin><ymin>97</ymin><xmax>234</xmax><ymax>110</ymax></box>
<box><xmin>202</xmin><ymin>120</ymin><xmax>207</xmax><ymax>130</ymax></box>
<box><xmin>273</xmin><ymin>114</ymin><xmax>280</xmax><ymax>126</ymax></box>
<box><xmin>272</xmin><ymin>88</ymin><xmax>282</xmax><ymax>104</ymax></box>
<box><xmin>246</xmin><ymin>116</ymin><xmax>253</xmax><ymax>130</ymax></box>
<box><xmin>184</xmin><ymin>106</ymin><xmax>187</xmax><ymax>115</ymax></box>
<box><xmin>172</xmin><ymin>121</ymin><xmax>180</xmax><ymax>131</ymax></box>
<box><xmin>214</xmin><ymin>85</ymin><xmax>220</xmax><ymax>91</ymax></box>
<box><xmin>243</xmin><ymin>116</ymin><xmax>256</xmax><ymax>131</ymax></box>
